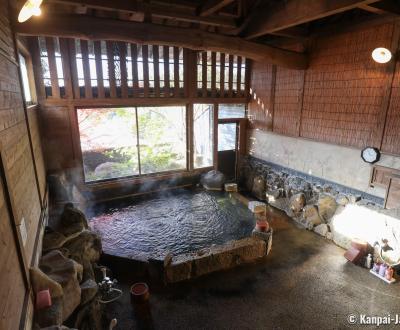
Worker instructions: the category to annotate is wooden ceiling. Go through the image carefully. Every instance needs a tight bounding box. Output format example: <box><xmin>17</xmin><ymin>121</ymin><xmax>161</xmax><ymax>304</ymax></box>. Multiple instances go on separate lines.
<box><xmin>12</xmin><ymin>0</ymin><xmax>400</xmax><ymax>69</ymax></box>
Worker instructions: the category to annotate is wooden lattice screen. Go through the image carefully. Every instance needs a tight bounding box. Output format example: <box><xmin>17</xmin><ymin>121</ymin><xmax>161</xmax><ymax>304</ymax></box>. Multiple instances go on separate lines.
<box><xmin>34</xmin><ymin>36</ymin><xmax>249</xmax><ymax>100</ymax></box>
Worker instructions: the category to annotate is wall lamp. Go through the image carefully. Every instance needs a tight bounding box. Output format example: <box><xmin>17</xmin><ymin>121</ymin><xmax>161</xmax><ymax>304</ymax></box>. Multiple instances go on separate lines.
<box><xmin>371</xmin><ymin>47</ymin><xmax>392</xmax><ymax>64</ymax></box>
<box><xmin>18</xmin><ymin>0</ymin><xmax>43</xmax><ymax>23</ymax></box>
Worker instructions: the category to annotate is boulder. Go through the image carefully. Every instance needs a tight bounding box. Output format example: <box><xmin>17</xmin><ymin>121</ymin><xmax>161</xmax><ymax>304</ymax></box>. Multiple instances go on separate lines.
<box><xmin>59</xmin><ymin>204</ymin><xmax>88</xmax><ymax>237</ymax></box>
<box><xmin>252</xmin><ymin>175</ymin><xmax>266</xmax><ymax>200</ymax></box>
<box><xmin>302</xmin><ymin>205</ymin><xmax>322</xmax><ymax>229</ymax></box>
<box><xmin>42</xmin><ymin>229</ymin><xmax>68</xmax><ymax>252</ymax></box>
<box><xmin>289</xmin><ymin>193</ymin><xmax>306</xmax><ymax>214</ymax></box>
<box><xmin>336</xmin><ymin>194</ymin><xmax>349</xmax><ymax>206</ymax></box>
<box><xmin>285</xmin><ymin>176</ymin><xmax>312</xmax><ymax>198</ymax></box>
<box><xmin>314</xmin><ymin>224</ymin><xmax>329</xmax><ymax>237</ymax></box>
<box><xmin>318</xmin><ymin>195</ymin><xmax>337</xmax><ymax>223</ymax></box>
<box><xmin>74</xmin><ymin>298</ymin><xmax>103</xmax><ymax>330</ymax></box>
<box><xmin>63</xmin><ymin>230</ymin><xmax>102</xmax><ymax>266</ymax></box>
<box><xmin>94</xmin><ymin>162</ymin><xmax>123</xmax><ymax>178</ymax></box>
<box><xmin>30</xmin><ymin>267</ymin><xmax>63</xmax><ymax>299</ymax></box>
<box><xmin>35</xmin><ymin>297</ymin><xmax>64</xmax><ymax>328</ymax></box>
<box><xmin>200</xmin><ymin>170</ymin><xmax>226</xmax><ymax>191</ymax></box>
<box><xmin>40</xmin><ymin>251</ymin><xmax>83</xmax><ymax>321</ymax></box>
<box><xmin>348</xmin><ymin>194</ymin><xmax>362</xmax><ymax>204</ymax></box>
<box><xmin>80</xmin><ymin>279</ymin><xmax>98</xmax><ymax>306</ymax></box>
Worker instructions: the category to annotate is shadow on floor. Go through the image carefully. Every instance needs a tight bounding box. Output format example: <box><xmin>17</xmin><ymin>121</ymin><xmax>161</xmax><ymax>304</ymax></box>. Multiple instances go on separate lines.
<box><xmin>103</xmin><ymin>206</ymin><xmax>400</xmax><ymax>330</ymax></box>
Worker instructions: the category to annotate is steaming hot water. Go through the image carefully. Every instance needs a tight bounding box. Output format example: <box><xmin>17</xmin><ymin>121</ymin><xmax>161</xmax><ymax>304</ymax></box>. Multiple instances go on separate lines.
<box><xmin>88</xmin><ymin>189</ymin><xmax>256</xmax><ymax>260</ymax></box>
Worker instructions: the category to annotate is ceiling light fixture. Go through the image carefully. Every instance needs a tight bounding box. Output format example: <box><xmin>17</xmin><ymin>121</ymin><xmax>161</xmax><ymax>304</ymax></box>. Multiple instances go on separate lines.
<box><xmin>371</xmin><ymin>47</ymin><xmax>392</xmax><ymax>64</ymax></box>
<box><xmin>18</xmin><ymin>0</ymin><xmax>43</xmax><ymax>23</ymax></box>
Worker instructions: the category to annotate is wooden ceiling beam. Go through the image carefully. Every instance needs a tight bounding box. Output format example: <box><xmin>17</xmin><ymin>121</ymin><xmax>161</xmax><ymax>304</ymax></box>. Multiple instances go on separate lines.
<box><xmin>48</xmin><ymin>0</ymin><xmax>237</xmax><ymax>28</ymax></box>
<box><xmin>243</xmin><ymin>0</ymin><xmax>383</xmax><ymax>39</ymax></box>
<box><xmin>199</xmin><ymin>0</ymin><xmax>236</xmax><ymax>17</ymax></box>
<box><xmin>358</xmin><ymin>0</ymin><xmax>400</xmax><ymax>15</ymax></box>
<box><xmin>15</xmin><ymin>14</ymin><xmax>308</xmax><ymax>69</ymax></box>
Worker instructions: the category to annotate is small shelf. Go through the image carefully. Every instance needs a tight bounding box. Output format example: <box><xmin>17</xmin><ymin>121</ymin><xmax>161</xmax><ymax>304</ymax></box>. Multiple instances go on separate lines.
<box><xmin>369</xmin><ymin>269</ymin><xmax>396</xmax><ymax>284</ymax></box>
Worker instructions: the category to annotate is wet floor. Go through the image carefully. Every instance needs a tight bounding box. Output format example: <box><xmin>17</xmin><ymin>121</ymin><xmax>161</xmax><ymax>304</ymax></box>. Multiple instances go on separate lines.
<box><xmin>104</xmin><ymin>205</ymin><xmax>400</xmax><ymax>329</ymax></box>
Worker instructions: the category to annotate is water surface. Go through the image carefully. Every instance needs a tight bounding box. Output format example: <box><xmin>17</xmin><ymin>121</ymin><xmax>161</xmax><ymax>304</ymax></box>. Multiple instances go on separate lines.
<box><xmin>89</xmin><ymin>189</ymin><xmax>256</xmax><ymax>260</ymax></box>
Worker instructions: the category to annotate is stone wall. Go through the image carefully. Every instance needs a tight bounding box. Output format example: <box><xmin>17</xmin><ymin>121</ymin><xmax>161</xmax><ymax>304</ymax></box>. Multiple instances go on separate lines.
<box><xmin>240</xmin><ymin>155</ymin><xmax>400</xmax><ymax>265</ymax></box>
<box><xmin>248</xmin><ymin>129</ymin><xmax>400</xmax><ymax>199</ymax></box>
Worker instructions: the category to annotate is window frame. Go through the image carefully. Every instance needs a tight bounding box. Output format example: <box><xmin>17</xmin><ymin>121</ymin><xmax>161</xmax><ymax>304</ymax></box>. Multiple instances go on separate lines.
<box><xmin>76</xmin><ymin>101</ymin><xmax>246</xmax><ymax>185</ymax></box>
<box><xmin>77</xmin><ymin>104</ymin><xmax>194</xmax><ymax>184</ymax></box>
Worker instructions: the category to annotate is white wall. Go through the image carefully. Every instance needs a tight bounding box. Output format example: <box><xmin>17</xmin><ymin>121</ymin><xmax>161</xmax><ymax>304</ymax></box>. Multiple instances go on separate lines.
<box><xmin>248</xmin><ymin>129</ymin><xmax>400</xmax><ymax>199</ymax></box>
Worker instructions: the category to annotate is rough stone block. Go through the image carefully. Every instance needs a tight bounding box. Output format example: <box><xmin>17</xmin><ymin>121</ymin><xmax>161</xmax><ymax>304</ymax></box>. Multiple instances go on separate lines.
<box><xmin>318</xmin><ymin>195</ymin><xmax>337</xmax><ymax>223</ymax></box>
<box><xmin>314</xmin><ymin>224</ymin><xmax>329</xmax><ymax>237</ymax></box>
<box><xmin>164</xmin><ymin>258</ymin><xmax>192</xmax><ymax>283</ymax></box>
<box><xmin>248</xmin><ymin>201</ymin><xmax>266</xmax><ymax>214</ymax></box>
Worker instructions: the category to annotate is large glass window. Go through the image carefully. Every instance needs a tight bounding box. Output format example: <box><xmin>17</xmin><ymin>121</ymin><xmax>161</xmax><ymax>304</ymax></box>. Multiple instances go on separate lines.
<box><xmin>193</xmin><ymin>104</ymin><xmax>214</xmax><ymax>168</ymax></box>
<box><xmin>218</xmin><ymin>104</ymin><xmax>246</xmax><ymax>119</ymax></box>
<box><xmin>78</xmin><ymin>106</ymin><xmax>186</xmax><ymax>182</ymax></box>
<box><xmin>77</xmin><ymin>108</ymin><xmax>139</xmax><ymax>182</ymax></box>
<box><xmin>138</xmin><ymin>106</ymin><xmax>186</xmax><ymax>174</ymax></box>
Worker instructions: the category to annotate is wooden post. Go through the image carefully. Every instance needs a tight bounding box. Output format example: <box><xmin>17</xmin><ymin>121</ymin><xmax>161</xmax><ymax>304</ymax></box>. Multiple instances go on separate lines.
<box><xmin>80</xmin><ymin>40</ymin><xmax>92</xmax><ymax>98</ymax></box>
<box><xmin>220</xmin><ymin>53</ymin><xmax>225</xmax><ymax>97</ymax></box>
<box><xmin>59</xmin><ymin>38</ymin><xmax>73</xmax><ymax>99</ymax></box>
<box><xmin>45</xmin><ymin>37</ymin><xmax>60</xmax><ymax>98</ymax></box>
<box><xmin>119</xmin><ymin>42</ymin><xmax>129</xmax><ymax>98</ymax></box>
<box><xmin>131</xmin><ymin>43</ymin><xmax>139</xmax><ymax>97</ymax></box>
<box><xmin>153</xmin><ymin>45</ymin><xmax>160</xmax><ymax>97</ymax></box>
<box><xmin>94</xmin><ymin>41</ymin><xmax>105</xmax><ymax>98</ymax></box>
<box><xmin>228</xmin><ymin>54</ymin><xmax>234</xmax><ymax>98</ymax></box>
<box><xmin>236</xmin><ymin>56</ymin><xmax>242</xmax><ymax>96</ymax></box>
<box><xmin>173</xmin><ymin>46</ymin><xmax>180</xmax><ymax>97</ymax></box>
<box><xmin>202</xmin><ymin>51</ymin><xmax>207</xmax><ymax>97</ymax></box>
<box><xmin>106</xmin><ymin>41</ymin><xmax>117</xmax><ymax>98</ymax></box>
<box><xmin>68</xmin><ymin>38</ymin><xmax>80</xmax><ymax>99</ymax></box>
<box><xmin>142</xmin><ymin>44</ymin><xmax>149</xmax><ymax>97</ymax></box>
<box><xmin>211</xmin><ymin>51</ymin><xmax>216</xmax><ymax>97</ymax></box>
<box><xmin>163</xmin><ymin>45</ymin><xmax>170</xmax><ymax>97</ymax></box>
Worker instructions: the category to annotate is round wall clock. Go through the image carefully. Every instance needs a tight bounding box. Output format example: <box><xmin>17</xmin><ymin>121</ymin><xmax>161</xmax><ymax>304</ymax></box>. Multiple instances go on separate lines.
<box><xmin>361</xmin><ymin>147</ymin><xmax>381</xmax><ymax>164</ymax></box>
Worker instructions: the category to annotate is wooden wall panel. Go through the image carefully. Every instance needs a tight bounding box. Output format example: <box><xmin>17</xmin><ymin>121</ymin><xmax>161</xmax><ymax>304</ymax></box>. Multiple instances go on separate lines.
<box><xmin>0</xmin><ymin>0</ymin><xmax>45</xmax><ymax>328</ymax></box>
<box><xmin>40</xmin><ymin>105</ymin><xmax>75</xmax><ymax>170</ymax></box>
<box><xmin>300</xmin><ymin>24</ymin><xmax>394</xmax><ymax>148</ymax></box>
<box><xmin>382</xmin><ymin>57</ymin><xmax>400</xmax><ymax>154</ymax></box>
<box><xmin>0</xmin><ymin>4</ymin><xmax>15</xmax><ymax>61</ymax></box>
<box><xmin>248</xmin><ymin>61</ymin><xmax>275</xmax><ymax>130</ymax></box>
<box><xmin>249</xmin><ymin>22</ymin><xmax>400</xmax><ymax>157</ymax></box>
<box><xmin>0</xmin><ymin>53</ymin><xmax>41</xmax><ymax>265</ymax></box>
<box><xmin>27</xmin><ymin>106</ymin><xmax>46</xmax><ymax>201</ymax></box>
<box><xmin>273</xmin><ymin>67</ymin><xmax>304</xmax><ymax>136</ymax></box>
<box><xmin>0</xmin><ymin>179</ymin><xmax>26</xmax><ymax>330</ymax></box>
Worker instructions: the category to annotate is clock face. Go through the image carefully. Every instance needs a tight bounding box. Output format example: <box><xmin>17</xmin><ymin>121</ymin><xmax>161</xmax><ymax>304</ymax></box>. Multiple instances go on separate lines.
<box><xmin>361</xmin><ymin>147</ymin><xmax>380</xmax><ymax>164</ymax></box>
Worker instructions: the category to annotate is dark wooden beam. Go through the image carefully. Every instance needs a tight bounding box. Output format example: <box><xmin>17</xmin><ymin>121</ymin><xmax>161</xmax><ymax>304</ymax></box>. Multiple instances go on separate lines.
<box><xmin>270</xmin><ymin>26</ymin><xmax>309</xmax><ymax>39</ymax></box>
<box><xmin>359</xmin><ymin>0</ymin><xmax>400</xmax><ymax>15</ymax></box>
<box><xmin>15</xmin><ymin>15</ymin><xmax>309</xmax><ymax>69</ymax></box>
<box><xmin>243</xmin><ymin>0</ymin><xmax>382</xmax><ymax>39</ymax></box>
<box><xmin>49</xmin><ymin>0</ymin><xmax>237</xmax><ymax>28</ymax></box>
<box><xmin>199</xmin><ymin>0</ymin><xmax>235</xmax><ymax>17</ymax></box>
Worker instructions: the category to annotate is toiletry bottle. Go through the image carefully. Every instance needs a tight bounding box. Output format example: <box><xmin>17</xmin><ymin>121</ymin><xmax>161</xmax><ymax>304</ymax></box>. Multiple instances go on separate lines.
<box><xmin>366</xmin><ymin>254</ymin><xmax>372</xmax><ymax>269</ymax></box>
<box><xmin>385</xmin><ymin>267</ymin><xmax>394</xmax><ymax>281</ymax></box>
<box><xmin>379</xmin><ymin>264</ymin><xmax>387</xmax><ymax>277</ymax></box>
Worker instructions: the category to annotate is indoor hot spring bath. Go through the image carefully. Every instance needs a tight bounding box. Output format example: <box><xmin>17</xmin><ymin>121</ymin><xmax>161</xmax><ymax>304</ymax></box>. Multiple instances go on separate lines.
<box><xmin>88</xmin><ymin>188</ymin><xmax>272</xmax><ymax>282</ymax></box>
